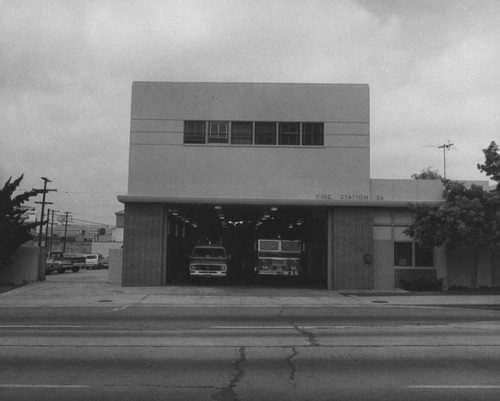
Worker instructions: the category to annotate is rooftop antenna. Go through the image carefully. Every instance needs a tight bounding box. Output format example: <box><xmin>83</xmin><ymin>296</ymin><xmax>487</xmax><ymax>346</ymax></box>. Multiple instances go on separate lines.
<box><xmin>438</xmin><ymin>141</ymin><xmax>454</xmax><ymax>179</ymax></box>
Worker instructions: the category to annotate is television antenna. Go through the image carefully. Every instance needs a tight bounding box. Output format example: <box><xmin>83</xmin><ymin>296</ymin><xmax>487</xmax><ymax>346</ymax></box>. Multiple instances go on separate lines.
<box><xmin>438</xmin><ymin>141</ymin><xmax>454</xmax><ymax>179</ymax></box>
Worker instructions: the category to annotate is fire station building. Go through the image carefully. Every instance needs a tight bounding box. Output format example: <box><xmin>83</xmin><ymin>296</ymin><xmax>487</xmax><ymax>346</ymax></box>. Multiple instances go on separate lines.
<box><xmin>117</xmin><ymin>82</ymin><xmax>490</xmax><ymax>290</ymax></box>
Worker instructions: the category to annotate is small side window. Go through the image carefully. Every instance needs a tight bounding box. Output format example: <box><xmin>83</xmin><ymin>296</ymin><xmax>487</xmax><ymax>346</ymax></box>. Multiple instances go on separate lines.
<box><xmin>394</xmin><ymin>242</ymin><xmax>412</xmax><ymax>266</ymax></box>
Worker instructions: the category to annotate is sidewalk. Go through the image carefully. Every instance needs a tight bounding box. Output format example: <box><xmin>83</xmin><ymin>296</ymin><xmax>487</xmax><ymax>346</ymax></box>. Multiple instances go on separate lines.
<box><xmin>1</xmin><ymin>273</ymin><xmax>500</xmax><ymax>308</ymax></box>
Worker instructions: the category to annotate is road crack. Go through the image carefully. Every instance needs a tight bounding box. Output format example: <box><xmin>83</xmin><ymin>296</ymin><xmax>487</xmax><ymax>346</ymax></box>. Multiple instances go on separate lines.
<box><xmin>291</xmin><ymin>324</ymin><xmax>320</xmax><ymax>347</ymax></box>
<box><xmin>286</xmin><ymin>347</ymin><xmax>299</xmax><ymax>382</ymax></box>
<box><xmin>211</xmin><ymin>346</ymin><xmax>246</xmax><ymax>401</ymax></box>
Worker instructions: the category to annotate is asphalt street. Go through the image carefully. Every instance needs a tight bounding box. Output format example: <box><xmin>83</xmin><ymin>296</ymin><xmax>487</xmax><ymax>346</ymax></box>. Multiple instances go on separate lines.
<box><xmin>1</xmin><ymin>270</ymin><xmax>500</xmax><ymax>400</ymax></box>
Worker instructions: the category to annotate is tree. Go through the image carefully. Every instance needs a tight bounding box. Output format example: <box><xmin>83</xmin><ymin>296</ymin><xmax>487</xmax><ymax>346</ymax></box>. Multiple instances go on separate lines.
<box><xmin>411</xmin><ymin>167</ymin><xmax>443</xmax><ymax>180</ymax></box>
<box><xmin>405</xmin><ymin>180</ymin><xmax>500</xmax><ymax>288</ymax></box>
<box><xmin>477</xmin><ymin>141</ymin><xmax>500</xmax><ymax>194</ymax></box>
<box><xmin>0</xmin><ymin>175</ymin><xmax>44</xmax><ymax>272</ymax></box>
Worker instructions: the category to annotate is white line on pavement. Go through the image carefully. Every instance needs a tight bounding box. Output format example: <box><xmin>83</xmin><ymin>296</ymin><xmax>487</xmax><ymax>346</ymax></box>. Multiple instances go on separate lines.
<box><xmin>0</xmin><ymin>384</ymin><xmax>89</xmax><ymax>388</ymax></box>
<box><xmin>0</xmin><ymin>325</ymin><xmax>101</xmax><ymax>328</ymax></box>
<box><xmin>408</xmin><ymin>385</ymin><xmax>500</xmax><ymax>389</ymax></box>
<box><xmin>211</xmin><ymin>325</ymin><xmax>295</xmax><ymax>329</ymax></box>
<box><xmin>102</xmin><ymin>305</ymin><xmax>132</xmax><ymax>313</ymax></box>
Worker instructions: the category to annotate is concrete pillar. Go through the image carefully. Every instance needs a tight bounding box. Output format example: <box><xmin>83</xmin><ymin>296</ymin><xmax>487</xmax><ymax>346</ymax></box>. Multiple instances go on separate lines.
<box><xmin>330</xmin><ymin>207</ymin><xmax>374</xmax><ymax>290</ymax></box>
<box><xmin>122</xmin><ymin>203</ymin><xmax>167</xmax><ymax>286</ymax></box>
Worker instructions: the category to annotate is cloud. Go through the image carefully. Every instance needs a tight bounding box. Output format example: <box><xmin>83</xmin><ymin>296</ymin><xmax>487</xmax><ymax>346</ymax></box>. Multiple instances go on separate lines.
<box><xmin>0</xmin><ymin>1</ymin><xmax>87</xmax><ymax>91</ymax></box>
<box><xmin>1</xmin><ymin>0</ymin><xmax>500</xmax><ymax>222</ymax></box>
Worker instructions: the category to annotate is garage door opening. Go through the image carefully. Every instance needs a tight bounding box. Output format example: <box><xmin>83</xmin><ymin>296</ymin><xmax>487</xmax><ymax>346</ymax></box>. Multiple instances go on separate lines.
<box><xmin>165</xmin><ymin>204</ymin><xmax>328</xmax><ymax>288</ymax></box>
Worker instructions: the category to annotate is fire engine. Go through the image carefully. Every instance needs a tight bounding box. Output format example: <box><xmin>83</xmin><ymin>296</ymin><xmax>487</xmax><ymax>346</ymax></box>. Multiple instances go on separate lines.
<box><xmin>254</xmin><ymin>239</ymin><xmax>302</xmax><ymax>276</ymax></box>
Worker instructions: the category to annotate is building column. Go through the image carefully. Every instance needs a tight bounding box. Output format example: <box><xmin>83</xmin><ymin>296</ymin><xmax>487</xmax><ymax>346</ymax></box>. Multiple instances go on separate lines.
<box><xmin>122</xmin><ymin>203</ymin><xmax>167</xmax><ymax>286</ymax></box>
<box><xmin>327</xmin><ymin>209</ymin><xmax>334</xmax><ymax>290</ymax></box>
<box><xmin>330</xmin><ymin>207</ymin><xmax>374</xmax><ymax>290</ymax></box>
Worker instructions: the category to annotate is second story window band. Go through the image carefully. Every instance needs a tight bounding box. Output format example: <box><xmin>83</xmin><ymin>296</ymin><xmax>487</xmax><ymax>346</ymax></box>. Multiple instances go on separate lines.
<box><xmin>183</xmin><ymin>120</ymin><xmax>325</xmax><ymax>147</ymax></box>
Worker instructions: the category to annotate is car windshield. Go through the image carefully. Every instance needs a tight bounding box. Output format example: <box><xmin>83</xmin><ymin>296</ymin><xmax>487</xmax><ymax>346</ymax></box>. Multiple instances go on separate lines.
<box><xmin>87</xmin><ymin>255</ymin><xmax>97</xmax><ymax>259</ymax></box>
<box><xmin>192</xmin><ymin>247</ymin><xmax>226</xmax><ymax>258</ymax></box>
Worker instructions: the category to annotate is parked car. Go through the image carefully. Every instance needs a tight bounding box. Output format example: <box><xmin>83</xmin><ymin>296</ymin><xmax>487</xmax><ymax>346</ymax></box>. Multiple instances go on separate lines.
<box><xmin>45</xmin><ymin>252</ymin><xmax>85</xmax><ymax>274</ymax></box>
<box><xmin>85</xmin><ymin>253</ymin><xmax>106</xmax><ymax>270</ymax></box>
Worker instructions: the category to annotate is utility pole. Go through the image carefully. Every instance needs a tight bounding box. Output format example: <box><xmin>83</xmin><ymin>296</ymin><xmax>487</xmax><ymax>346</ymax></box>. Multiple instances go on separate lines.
<box><xmin>44</xmin><ymin>208</ymin><xmax>51</xmax><ymax>249</ymax></box>
<box><xmin>49</xmin><ymin>209</ymin><xmax>58</xmax><ymax>253</ymax></box>
<box><xmin>438</xmin><ymin>141</ymin><xmax>454</xmax><ymax>179</ymax></box>
<box><xmin>63</xmin><ymin>211</ymin><xmax>71</xmax><ymax>253</ymax></box>
<box><xmin>34</xmin><ymin>177</ymin><xmax>56</xmax><ymax>247</ymax></box>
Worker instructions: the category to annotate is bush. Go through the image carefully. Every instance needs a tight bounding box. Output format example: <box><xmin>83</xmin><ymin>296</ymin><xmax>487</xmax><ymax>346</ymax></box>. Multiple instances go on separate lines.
<box><xmin>399</xmin><ymin>276</ymin><xmax>443</xmax><ymax>291</ymax></box>
<box><xmin>448</xmin><ymin>285</ymin><xmax>471</xmax><ymax>291</ymax></box>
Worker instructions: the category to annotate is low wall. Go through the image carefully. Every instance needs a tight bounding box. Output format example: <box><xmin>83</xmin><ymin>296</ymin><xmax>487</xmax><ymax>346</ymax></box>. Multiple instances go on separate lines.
<box><xmin>0</xmin><ymin>246</ymin><xmax>44</xmax><ymax>285</ymax></box>
<box><xmin>108</xmin><ymin>248</ymin><xmax>123</xmax><ymax>284</ymax></box>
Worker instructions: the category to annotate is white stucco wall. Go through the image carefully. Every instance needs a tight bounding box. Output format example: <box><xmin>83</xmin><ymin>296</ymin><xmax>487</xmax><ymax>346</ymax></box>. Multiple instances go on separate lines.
<box><xmin>126</xmin><ymin>82</ymin><xmax>370</xmax><ymax>203</ymax></box>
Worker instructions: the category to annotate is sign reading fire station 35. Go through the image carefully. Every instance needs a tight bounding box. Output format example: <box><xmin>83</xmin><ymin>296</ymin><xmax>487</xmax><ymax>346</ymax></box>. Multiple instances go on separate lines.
<box><xmin>315</xmin><ymin>194</ymin><xmax>370</xmax><ymax>201</ymax></box>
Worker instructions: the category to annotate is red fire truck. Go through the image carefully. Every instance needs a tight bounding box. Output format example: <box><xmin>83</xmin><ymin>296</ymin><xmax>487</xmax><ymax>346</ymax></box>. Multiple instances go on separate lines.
<box><xmin>254</xmin><ymin>239</ymin><xmax>302</xmax><ymax>276</ymax></box>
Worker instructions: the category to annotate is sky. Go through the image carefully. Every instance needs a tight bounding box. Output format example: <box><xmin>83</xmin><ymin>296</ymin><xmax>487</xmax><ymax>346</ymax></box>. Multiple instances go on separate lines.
<box><xmin>1</xmin><ymin>0</ymin><xmax>499</xmax><ymax>226</ymax></box>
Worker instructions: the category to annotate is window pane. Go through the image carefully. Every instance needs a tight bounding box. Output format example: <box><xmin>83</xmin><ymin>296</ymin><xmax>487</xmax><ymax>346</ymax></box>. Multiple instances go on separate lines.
<box><xmin>302</xmin><ymin>123</ymin><xmax>324</xmax><ymax>146</ymax></box>
<box><xmin>394</xmin><ymin>242</ymin><xmax>412</xmax><ymax>266</ymax></box>
<box><xmin>208</xmin><ymin>121</ymin><xmax>229</xmax><ymax>143</ymax></box>
<box><xmin>255</xmin><ymin>122</ymin><xmax>276</xmax><ymax>145</ymax></box>
<box><xmin>184</xmin><ymin>121</ymin><xmax>206</xmax><ymax>144</ymax></box>
<box><xmin>415</xmin><ymin>243</ymin><xmax>434</xmax><ymax>267</ymax></box>
<box><xmin>231</xmin><ymin>122</ymin><xmax>253</xmax><ymax>144</ymax></box>
<box><xmin>279</xmin><ymin>122</ymin><xmax>300</xmax><ymax>145</ymax></box>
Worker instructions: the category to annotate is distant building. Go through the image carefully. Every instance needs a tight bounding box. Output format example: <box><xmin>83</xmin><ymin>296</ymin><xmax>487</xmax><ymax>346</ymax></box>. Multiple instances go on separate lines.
<box><xmin>112</xmin><ymin>210</ymin><xmax>124</xmax><ymax>242</ymax></box>
<box><xmin>50</xmin><ymin>224</ymin><xmax>110</xmax><ymax>242</ymax></box>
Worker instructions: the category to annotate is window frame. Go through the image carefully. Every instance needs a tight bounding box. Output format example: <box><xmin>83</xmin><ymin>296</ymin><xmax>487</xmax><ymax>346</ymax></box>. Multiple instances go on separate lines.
<box><xmin>302</xmin><ymin>122</ymin><xmax>324</xmax><ymax>146</ymax></box>
<box><xmin>231</xmin><ymin>121</ymin><xmax>254</xmax><ymax>145</ymax></box>
<box><xmin>394</xmin><ymin>241</ymin><xmax>434</xmax><ymax>267</ymax></box>
<box><xmin>394</xmin><ymin>242</ymin><xmax>413</xmax><ymax>267</ymax></box>
<box><xmin>207</xmin><ymin>121</ymin><xmax>229</xmax><ymax>144</ymax></box>
<box><xmin>184</xmin><ymin>121</ymin><xmax>206</xmax><ymax>144</ymax></box>
<box><xmin>254</xmin><ymin>122</ymin><xmax>277</xmax><ymax>145</ymax></box>
<box><xmin>278</xmin><ymin>122</ymin><xmax>301</xmax><ymax>146</ymax></box>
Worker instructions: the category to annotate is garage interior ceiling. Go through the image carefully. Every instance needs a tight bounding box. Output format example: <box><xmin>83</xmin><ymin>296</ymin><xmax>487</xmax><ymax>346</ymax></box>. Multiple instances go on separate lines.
<box><xmin>167</xmin><ymin>204</ymin><xmax>312</xmax><ymax>230</ymax></box>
